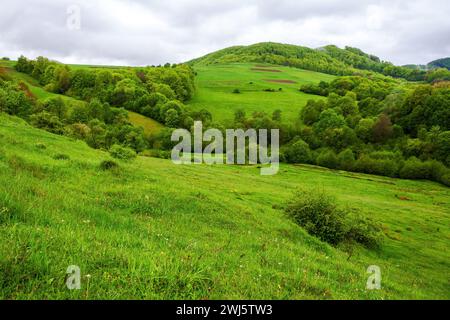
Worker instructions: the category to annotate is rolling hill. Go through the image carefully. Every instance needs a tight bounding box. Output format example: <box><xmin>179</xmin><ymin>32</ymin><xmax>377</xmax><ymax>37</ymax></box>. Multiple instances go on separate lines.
<box><xmin>188</xmin><ymin>42</ymin><xmax>425</xmax><ymax>81</ymax></box>
<box><xmin>0</xmin><ymin>59</ymin><xmax>164</xmax><ymax>136</ymax></box>
<box><xmin>187</xmin><ymin>63</ymin><xmax>335</xmax><ymax>123</ymax></box>
<box><xmin>1</xmin><ymin>45</ymin><xmax>449</xmax><ymax>300</ymax></box>
<box><xmin>1</xmin><ymin>113</ymin><xmax>449</xmax><ymax>299</ymax></box>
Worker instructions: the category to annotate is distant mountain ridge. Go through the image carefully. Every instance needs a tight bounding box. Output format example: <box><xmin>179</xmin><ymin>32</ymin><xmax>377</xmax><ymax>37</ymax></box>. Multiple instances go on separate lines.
<box><xmin>403</xmin><ymin>57</ymin><xmax>450</xmax><ymax>71</ymax></box>
<box><xmin>188</xmin><ymin>42</ymin><xmax>426</xmax><ymax>81</ymax></box>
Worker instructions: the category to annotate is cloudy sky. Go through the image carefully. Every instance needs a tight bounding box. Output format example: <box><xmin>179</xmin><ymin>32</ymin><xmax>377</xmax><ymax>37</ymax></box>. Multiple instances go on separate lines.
<box><xmin>1</xmin><ymin>0</ymin><xmax>449</xmax><ymax>66</ymax></box>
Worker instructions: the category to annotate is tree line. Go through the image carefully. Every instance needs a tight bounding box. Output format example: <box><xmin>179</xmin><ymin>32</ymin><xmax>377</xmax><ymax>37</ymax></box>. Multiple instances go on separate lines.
<box><xmin>1</xmin><ymin>56</ymin><xmax>202</xmax><ymax>154</ymax></box>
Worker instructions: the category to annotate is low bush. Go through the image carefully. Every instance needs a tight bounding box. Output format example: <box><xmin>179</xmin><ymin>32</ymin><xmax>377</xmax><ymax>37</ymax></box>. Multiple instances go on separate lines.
<box><xmin>100</xmin><ymin>159</ymin><xmax>119</xmax><ymax>171</ymax></box>
<box><xmin>53</xmin><ymin>153</ymin><xmax>70</xmax><ymax>160</ymax></box>
<box><xmin>283</xmin><ymin>139</ymin><xmax>313</xmax><ymax>164</ymax></box>
<box><xmin>399</xmin><ymin>157</ymin><xmax>431</xmax><ymax>180</ymax></box>
<box><xmin>316</xmin><ymin>149</ymin><xmax>339</xmax><ymax>169</ymax></box>
<box><xmin>285</xmin><ymin>189</ymin><xmax>382</xmax><ymax>248</ymax></box>
<box><xmin>109</xmin><ymin>144</ymin><xmax>137</xmax><ymax>161</ymax></box>
<box><xmin>354</xmin><ymin>155</ymin><xmax>400</xmax><ymax>177</ymax></box>
<box><xmin>35</xmin><ymin>143</ymin><xmax>47</xmax><ymax>150</ymax></box>
<box><xmin>141</xmin><ymin>149</ymin><xmax>171</xmax><ymax>159</ymax></box>
<box><xmin>337</xmin><ymin>148</ymin><xmax>355</xmax><ymax>171</ymax></box>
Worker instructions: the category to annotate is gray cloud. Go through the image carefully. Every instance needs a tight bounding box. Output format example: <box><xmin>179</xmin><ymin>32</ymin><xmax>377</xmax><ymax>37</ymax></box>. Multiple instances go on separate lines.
<box><xmin>0</xmin><ymin>0</ymin><xmax>449</xmax><ymax>66</ymax></box>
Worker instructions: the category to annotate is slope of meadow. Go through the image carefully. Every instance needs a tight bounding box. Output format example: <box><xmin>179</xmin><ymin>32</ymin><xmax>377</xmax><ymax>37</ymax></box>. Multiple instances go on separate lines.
<box><xmin>0</xmin><ymin>114</ymin><xmax>449</xmax><ymax>299</ymax></box>
<box><xmin>188</xmin><ymin>63</ymin><xmax>335</xmax><ymax>123</ymax></box>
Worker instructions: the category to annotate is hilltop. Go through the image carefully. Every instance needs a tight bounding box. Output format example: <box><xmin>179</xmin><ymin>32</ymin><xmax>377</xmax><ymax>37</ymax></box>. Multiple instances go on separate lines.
<box><xmin>188</xmin><ymin>42</ymin><xmax>426</xmax><ymax>81</ymax></box>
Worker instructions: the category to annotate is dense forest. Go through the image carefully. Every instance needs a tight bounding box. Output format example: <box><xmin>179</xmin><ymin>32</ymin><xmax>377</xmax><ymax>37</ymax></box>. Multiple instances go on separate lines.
<box><xmin>292</xmin><ymin>76</ymin><xmax>450</xmax><ymax>185</ymax></box>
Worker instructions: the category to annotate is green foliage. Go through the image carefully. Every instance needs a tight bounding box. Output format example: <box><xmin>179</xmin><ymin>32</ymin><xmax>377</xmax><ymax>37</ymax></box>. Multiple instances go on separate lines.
<box><xmin>99</xmin><ymin>159</ymin><xmax>120</xmax><ymax>170</ymax></box>
<box><xmin>52</xmin><ymin>153</ymin><xmax>70</xmax><ymax>160</ymax></box>
<box><xmin>0</xmin><ymin>113</ymin><xmax>449</xmax><ymax>299</ymax></box>
<box><xmin>0</xmin><ymin>81</ymin><xmax>33</xmax><ymax>117</ymax></box>
<box><xmin>285</xmin><ymin>189</ymin><xmax>382</xmax><ymax>248</ymax></box>
<box><xmin>30</xmin><ymin>111</ymin><xmax>64</xmax><ymax>134</ymax></box>
<box><xmin>283</xmin><ymin>139</ymin><xmax>313</xmax><ymax>164</ymax></box>
<box><xmin>109</xmin><ymin>144</ymin><xmax>137</xmax><ymax>161</ymax></box>
<box><xmin>316</xmin><ymin>149</ymin><xmax>339</xmax><ymax>169</ymax></box>
<box><xmin>399</xmin><ymin>157</ymin><xmax>432</xmax><ymax>180</ymax></box>
<box><xmin>337</xmin><ymin>148</ymin><xmax>356</xmax><ymax>171</ymax></box>
<box><xmin>189</xmin><ymin>42</ymin><xmax>426</xmax><ymax>80</ymax></box>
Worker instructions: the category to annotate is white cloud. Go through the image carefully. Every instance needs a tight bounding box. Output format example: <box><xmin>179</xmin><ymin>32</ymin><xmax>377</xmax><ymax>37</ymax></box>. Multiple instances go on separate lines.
<box><xmin>0</xmin><ymin>0</ymin><xmax>448</xmax><ymax>66</ymax></box>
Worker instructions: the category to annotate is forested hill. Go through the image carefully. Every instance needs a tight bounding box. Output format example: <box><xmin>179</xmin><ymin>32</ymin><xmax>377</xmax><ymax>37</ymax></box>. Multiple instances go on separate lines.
<box><xmin>428</xmin><ymin>57</ymin><xmax>450</xmax><ymax>70</ymax></box>
<box><xmin>188</xmin><ymin>42</ymin><xmax>443</xmax><ymax>81</ymax></box>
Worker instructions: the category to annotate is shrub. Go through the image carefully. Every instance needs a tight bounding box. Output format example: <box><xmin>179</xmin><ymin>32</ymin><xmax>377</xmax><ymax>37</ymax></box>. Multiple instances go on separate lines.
<box><xmin>285</xmin><ymin>190</ymin><xmax>346</xmax><ymax>245</ymax></box>
<box><xmin>35</xmin><ymin>143</ymin><xmax>47</xmax><ymax>150</ymax></box>
<box><xmin>399</xmin><ymin>157</ymin><xmax>431</xmax><ymax>180</ymax></box>
<box><xmin>354</xmin><ymin>155</ymin><xmax>400</xmax><ymax>177</ymax></box>
<box><xmin>344</xmin><ymin>212</ymin><xmax>384</xmax><ymax>249</ymax></box>
<box><xmin>316</xmin><ymin>149</ymin><xmax>339</xmax><ymax>169</ymax></box>
<box><xmin>141</xmin><ymin>149</ymin><xmax>171</xmax><ymax>159</ymax></box>
<box><xmin>283</xmin><ymin>139</ymin><xmax>313</xmax><ymax>164</ymax></box>
<box><xmin>285</xmin><ymin>189</ymin><xmax>382</xmax><ymax>248</ymax></box>
<box><xmin>53</xmin><ymin>153</ymin><xmax>70</xmax><ymax>160</ymax></box>
<box><xmin>337</xmin><ymin>148</ymin><xmax>355</xmax><ymax>171</ymax></box>
<box><xmin>109</xmin><ymin>144</ymin><xmax>137</xmax><ymax>161</ymax></box>
<box><xmin>100</xmin><ymin>159</ymin><xmax>119</xmax><ymax>171</ymax></box>
<box><xmin>232</xmin><ymin>89</ymin><xmax>241</xmax><ymax>94</ymax></box>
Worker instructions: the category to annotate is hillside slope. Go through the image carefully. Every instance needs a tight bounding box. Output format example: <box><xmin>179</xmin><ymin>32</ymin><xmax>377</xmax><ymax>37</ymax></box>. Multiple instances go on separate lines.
<box><xmin>188</xmin><ymin>42</ymin><xmax>425</xmax><ymax>80</ymax></box>
<box><xmin>0</xmin><ymin>60</ymin><xmax>164</xmax><ymax>136</ymax></box>
<box><xmin>1</xmin><ymin>113</ymin><xmax>449</xmax><ymax>299</ymax></box>
<box><xmin>188</xmin><ymin>63</ymin><xmax>335</xmax><ymax>122</ymax></box>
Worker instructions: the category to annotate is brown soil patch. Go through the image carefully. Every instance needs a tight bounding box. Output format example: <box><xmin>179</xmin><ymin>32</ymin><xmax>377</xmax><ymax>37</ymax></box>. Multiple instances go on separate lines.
<box><xmin>251</xmin><ymin>68</ymin><xmax>282</xmax><ymax>73</ymax></box>
<box><xmin>396</xmin><ymin>195</ymin><xmax>412</xmax><ymax>201</ymax></box>
<box><xmin>18</xmin><ymin>82</ymin><xmax>36</xmax><ymax>101</ymax></box>
<box><xmin>254</xmin><ymin>65</ymin><xmax>274</xmax><ymax>68</ymax></box>
<box><xmin>265</xmin><ymin>79</ymin><xmax>297</xmax><ymax>84</ymax></box>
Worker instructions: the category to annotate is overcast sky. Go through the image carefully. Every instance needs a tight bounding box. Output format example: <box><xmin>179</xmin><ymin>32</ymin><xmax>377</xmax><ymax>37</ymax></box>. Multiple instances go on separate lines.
<box><xmin>1</xmin><ymin>0</ymin><xmax>449</xmax><ymax>66</ymax></box>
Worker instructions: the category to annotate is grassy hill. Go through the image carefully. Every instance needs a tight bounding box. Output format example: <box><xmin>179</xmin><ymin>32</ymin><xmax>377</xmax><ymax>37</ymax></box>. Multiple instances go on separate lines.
<box><xmin>188</xmin><ymin>63</ymin><xmax>334</xmax><ymax>123</ymax></box>
<box><xmin>188</xmin><ymin>42</ymin><xmax>425</xmax><ymax>81</ymax></box>
<box><xmin>1</xmin><ymin>113</ymin><xmax>449</xmax><ymax>299</ymax></box>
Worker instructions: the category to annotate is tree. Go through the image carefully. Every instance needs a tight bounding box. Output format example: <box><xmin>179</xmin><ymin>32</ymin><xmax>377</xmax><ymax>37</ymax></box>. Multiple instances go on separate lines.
<box><xmin>272</xmin><ymin>109</ymin><xmax>282</xmax><ymax>122</ymax></box>
<box><xmin>372</xmin><ymin>114</ymin><xmax>393</xmax><ymax>143</ymax></box>
<box><xmin>283</xmin><ymin>139</ymin><xmax>313</xmax><ymax>164</ymax></box>
<box><xmin>313</xmin><ymin>109</ymin><xmax>346</xmax><ymax>135</ymax></box>
<box><xmin>165</xmin><ymin>109</ymin><xmax>180</xmax><ymax>127</ymax></box>
<box><xmin>317</xmin><ymin>149</ymin><xmax>339</xmax><ymax>169</ymax></box>
<box><xmin>234</xmin><ymin>109</ymin><xmax>246</xmax><ymax>124</ymax></box>
<box><xmin>338</xmin><ymin>148</ymin><xmax>356</xmax><ymax>171</ymax></box>
<box><xmin>45</xmin><ymin>97</ymin><xmax>67</xmax><ymax>120</ymax></box>
<box><xmin>301</xmin><ymin>100</ymin><xmax>325</xmax><ymax>125</ymax></box>
<box><xmin>356</xmin><ymin>118</ymin><xmax>375</xmax><ymax>142</ymax></box>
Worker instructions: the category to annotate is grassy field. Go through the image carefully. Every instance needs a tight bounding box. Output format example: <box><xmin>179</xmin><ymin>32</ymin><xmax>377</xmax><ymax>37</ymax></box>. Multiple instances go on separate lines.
<box><xmin>188</xmin><ymin>63</ymin><xmax>335</xmax><ymax>124</ymax></box>
<box><xmin>127</xmin><ymin>111</ymin><xmax>164</xmax><ymax>136</ymax></box>
<box><xmin>1</xmin><ymin>113</ymin><xmax>449</xmax><ymax>300</ymax></box>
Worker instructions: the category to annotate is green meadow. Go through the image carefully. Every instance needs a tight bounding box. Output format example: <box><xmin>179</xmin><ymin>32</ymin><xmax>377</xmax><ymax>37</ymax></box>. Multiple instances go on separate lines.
<box><xmin>1</xmin><ymin>114</ymin><xmax>449</xmax><ymax>299</ymax></box>
<box><xmin>188</xmin><ymin>63</ymin><xmax>335</xmax><ymax>124</ymax></box>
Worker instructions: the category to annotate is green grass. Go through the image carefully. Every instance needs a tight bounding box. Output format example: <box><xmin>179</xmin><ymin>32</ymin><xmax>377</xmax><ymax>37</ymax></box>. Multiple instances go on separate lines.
<box><xmin>0</xmin><ymin>113</ymin><xmax>449</xmax><ymax>300</ymax></box>
<box><xmin>128</xmin><ymin>111</ymin><xmax>164</xmax><ymax>136</ymax></box>
<box><xmin>188</xmin><ymin>63</ymin><xmax>335</xmax><ymax>123</ymax></box>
